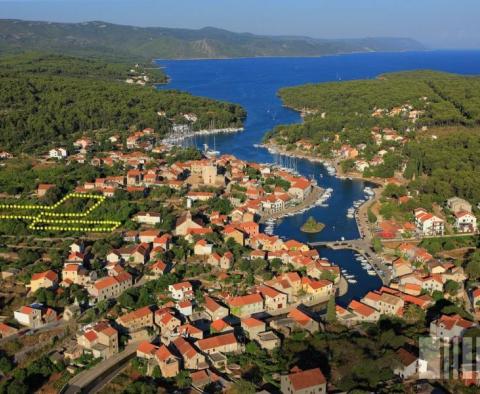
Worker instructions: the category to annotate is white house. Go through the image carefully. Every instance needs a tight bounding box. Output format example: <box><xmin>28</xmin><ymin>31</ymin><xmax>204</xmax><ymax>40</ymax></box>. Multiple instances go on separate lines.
<box><xmin>355</xmin><ymin>160</ymin><xmax>370</xmax><ymax>172</ymax></box>
<box><xmin>414</xmin><ymin>208</ymin><xmax>445</xmax><ymax>236</ymax></box>
<box><xmin>194</xmin><ymin>240</ymin><xmax>213</xmax><ymax>256</ymax></box>
<box><xmin>133</xmin><ymin>212</ymin><xmax>162</xmax><ymax>225</ymax></box>
<box><xmin>169</xmin><ymin>281</ymin><xmax>194</xmax><ymax>301</ymax></box>
<box><xmin>430</xmin><ymin>314</ymin><xmax>474</xmax><ymax>342</ymax></box>
<box><xmin>49</xmin><ymin>148</ymin><xmax>68</xmax><ymax>160</ymax></box>
<box><xmin>394</xmin><ymin>348</ymin><xmax>418</xmax><ymax>379</ymax></box>
<box><xmin>454</xmin><ymin>211</ymin><xmax>477</xmax><ymax>233</ymax></box>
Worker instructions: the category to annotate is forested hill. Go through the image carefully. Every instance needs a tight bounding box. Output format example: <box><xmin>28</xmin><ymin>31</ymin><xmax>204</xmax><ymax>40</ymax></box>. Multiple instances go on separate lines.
<box><xmin>0</xmin><ymin>53</ymin><xmax>246</xmax><ymax>153</ymax></box>
<box><xmin>276</xmin><ymin>71</ymin><xmax>480</xmax><ymax>134</ymax></box>
<box><xmin>0</xmin><ymin>19</ymin><xmax>425</xmax><ymax>60</ymax></box>
<box><xmin>266</xmin><ymin>70</ymin><xmax>480</xmax><ymax>204</ymax></box>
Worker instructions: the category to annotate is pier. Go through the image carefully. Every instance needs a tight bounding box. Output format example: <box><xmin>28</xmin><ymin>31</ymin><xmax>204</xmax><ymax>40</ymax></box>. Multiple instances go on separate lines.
<box><xmin>309</xmin><ymin>239</ymin><xmax>391</xmax><ymax>284</ymax></box>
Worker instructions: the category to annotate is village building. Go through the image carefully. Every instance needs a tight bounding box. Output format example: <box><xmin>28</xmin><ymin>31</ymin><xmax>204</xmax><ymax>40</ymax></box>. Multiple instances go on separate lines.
<box><xmin>454</xmin><ymin>211</ymin><xmax>477</xmax><ymax>233</ymax></box>
<box><xmin>430</xmin><ymin>314</ymin><xmax>475</xmax><ymax>341</ymax></box>
<box><xmin>204</xmin><ymin>296</ymin><xmax>229</xmax><ymax>321</ymax></box>
<box><xmin>394</xmin><ymin>348</ymin><xmax>418</xmax><ymax>379</ymax></box>
<box><xmin>196</xmin><ymin>332</ymin><xmax>241</xmax><ymax>355</ymax></box>
<box><xmin>174</xmin><ymin>211</ymin><xmax>203</xmax><ymax>236</ymax></box>
<box><xmin>171</xmin><ymin>336</ymin><xmax>207</xmax><ymax>370</ymax></box>
<box><xmin>446</xmin><ymin>197</ymin><xmax>472</xmax><ymax>213</ymax></box>
<box><xmin>0</xmin><ymin>323</ymin><xmax>18</xmax><ymax>338</ymax></box>
<box><xmin>169</xmin><ymin>281</ymin><xmax>194</xmax><ymax>301</ymax></box>
<box><xmin>37</xmin><ymin>183</ymin><xmax>56</xmax><ymax>197</ymax></box>
<box><xmin>414</xmin><ymin>208</ymin><xmax>445</xmax><ymax>236</ymax></box>
<box><xmin>77</xmin><ymin>322</ymin><xmax>119</xmax><ymax>359</ymax></box>
<box><xmin>280</xmin><ymin>367</ymin><xmax>327</xmax><ymax>394</ymax></box>
<box><xmin>155</xmin><ymin>345</ymin><xmax>180</xmax><ymax>377</ymax></box>
<box><xmin>133</xmin><ymin>212</ymin><xmax>162</xmax><ymax>225</ymax></box>
<box><xmin>227</xmin><ymin>293</ymin><xmax>264</xmax><ymax>318</ymax></box>
<box><xmin>14</xmin><ymin>305</ymin><xmax>57</xmax><ymax>329</ymax></box>
<box><xmin>28</xmin><ymin>270</ymin><xmax>58</xmax><ymax>293</ymax></box>
<box><xmin>241</xmin><ymin>317</ymin><xmax>266</xmax><ymax>340</ymax></box>
<box><xmin>194</xmin><ymin>239</ymin><xmax>213</xmax><ymax>256</ymax></box>
<box><xmin>116</xmin><ymin>306</ymin><xmax>154</xmax><ymax>334</ymax></box>
<box><xmin>49</xmin><ymin>148</ymin><xmax>68</xmax><ymax>159</ymax></box>
<box><xmin>62</xmin><ymin>264</ymin><xmax>96</xmax><ymax>287</ymax></box>
<box><xmin>88</xmin><ymin>272</ymin><xmax>133</xmax><ymax>301</ymax></box>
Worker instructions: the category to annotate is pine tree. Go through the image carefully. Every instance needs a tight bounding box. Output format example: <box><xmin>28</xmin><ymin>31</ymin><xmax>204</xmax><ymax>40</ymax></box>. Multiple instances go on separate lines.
<box><xmin>326</xmin><ymin>295</ymin><xmax>337</xmax><ymax>323</ymax></box>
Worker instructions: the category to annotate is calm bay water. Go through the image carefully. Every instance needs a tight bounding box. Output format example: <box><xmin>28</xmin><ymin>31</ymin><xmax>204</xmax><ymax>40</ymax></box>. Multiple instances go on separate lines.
<box><xmin>157</xmin><ymin>50</ymin><xmax>480</xmax><ymax>305</ymax></box>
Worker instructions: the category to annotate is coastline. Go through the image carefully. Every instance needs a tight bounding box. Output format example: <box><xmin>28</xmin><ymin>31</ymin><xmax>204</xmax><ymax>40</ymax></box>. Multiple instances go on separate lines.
<box><xmin>162</xmin><ymin>126</ymin><xmax>244</xmax><ymax>144</ymax></box>
<box><xmin>262</xmin><ymin>140</ymin><xmax>385</xmax><ymax>244</ymax></box>
<box><xmin>262</xmin><ymin>140</ymin><xmax>385</xmax><ymax>187</ymax></box>
<box><xmin>259</xmin><ymin>185</ymin><xmax>324</xmax><ymax>223</ymax></box>
<box><xmin>153</xmin><ymin>49</ymin><xmax>429</xmax><ymax>62</ymax></box>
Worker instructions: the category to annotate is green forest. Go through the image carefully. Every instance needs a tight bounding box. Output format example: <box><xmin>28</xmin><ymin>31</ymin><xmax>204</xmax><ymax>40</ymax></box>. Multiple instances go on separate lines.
<box><xmin>273</xmin><ymin>71</ymin><xmax>480</xmax><ymax>146</ymax></box>
<box><xmin>267</xmin><ymin>71</ymin><xmax>480</xmax><ymax>203</ymax></box>
<box><xmin>0</xmin><ymin>52</ymin><xmax>165</xmax><ymax>83</ymax></box>
<box><xmin>0</xmin><ymin>53</ymin><xmax>245</xmax><ymax>153</ymax></box>
<box><xmin>405</xmin><ymin>131</ymin><xmax>480</xmax><ymax>203</ymax></box>
<box><xmin>0</xmin><ymin>19</ymin><xmax>424</xmax><ymax>61</ymax></box>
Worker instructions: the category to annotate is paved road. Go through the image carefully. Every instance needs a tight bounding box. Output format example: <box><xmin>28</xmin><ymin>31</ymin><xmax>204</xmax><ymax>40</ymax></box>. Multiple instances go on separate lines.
<box><xmin>63</xmin><ymin>342</ymin><xmax>140</xmax><ymax>394</ymax></box>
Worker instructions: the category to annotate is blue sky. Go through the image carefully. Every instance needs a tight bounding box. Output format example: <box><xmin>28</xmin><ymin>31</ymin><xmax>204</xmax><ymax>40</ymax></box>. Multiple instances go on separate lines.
<box><xmin>0</xmin><ymin>0</ymin><xmax>479</xmax><ymax>48</ymax></box>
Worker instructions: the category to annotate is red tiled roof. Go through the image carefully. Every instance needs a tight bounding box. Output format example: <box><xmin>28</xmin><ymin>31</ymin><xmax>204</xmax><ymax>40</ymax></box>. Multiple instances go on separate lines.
<box><xmin>241</xmin><ymin>317</ymin><xmax>264</xmax><ymax>328</ymax></box>
<box><xmin>397</xmin><ymin>348</ymin><xmax>417</xmax><ymax>367</ymax></box>
<box><xmin>155</xmin><ymin>345</ymin><xmax>175</xmax><ymax>362</ymax></box>
<box><xmin>288</xmin><ymin>308</ymin><xmax>313</xmax><ymax>326</ymax></box>
<box><xmin>83</xmin><ymin>330</ymin><xmax>98</xmax><ymax>343</ymax></box>
<box><xmin>288</xmin><ymin>368</ymin><xmax>326</xmax><ymax>390</ymax></box>
<box><xmin>228</xmin><ymin>293</ymin><xmax>263</xmax><ymax>307</ymax></box>
<box><xmin>137</xmin><ymin>341</ymin><xmax>158</xmax><ymax>355</ymax></box>
<box><xmin>31</xmin><ymin>270</ymin><xmax>57</xmax><ymax>282</ymax></box>
<box><xmin>349</xmin><ymin>300</ymin><xmax>376</xmax><ymax>317</ymax></box>
<box><xmin>197</xmin><ymin>332</ymin><xmax>237</xmax><ymax>351</ymax></box>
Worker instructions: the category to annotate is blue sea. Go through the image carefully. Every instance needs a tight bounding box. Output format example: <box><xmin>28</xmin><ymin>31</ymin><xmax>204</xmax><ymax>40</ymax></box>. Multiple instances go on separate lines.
<box><xmin>156</xmin><ymin>50</ymin><xmax>480</xmax><ymax>305</ymax></box>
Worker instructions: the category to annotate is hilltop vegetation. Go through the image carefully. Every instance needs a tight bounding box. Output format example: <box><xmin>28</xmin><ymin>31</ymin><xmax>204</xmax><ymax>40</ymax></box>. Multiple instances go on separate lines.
<box><xmin>267</xmin><ymin>71</ymin><xmax>480</xmax><ymax>204</ymax></box>
<box><xmin>274</xmin><ymin>71</ymin><xmax>480</xmax><ymax>141</ymax></box>
<box><xmin>0</xmin><ymin>53</ymin><xmax>245</xmax><ymax>153</ymax></box>
<box><xmin>0</xmin><ymin>52</ymin><xmax>165</xmax><ymax>82</ymax></box>
<box><xmin>405</xmin><ymin>130</ymin><xmax>480</xmax><ymax>203</ymax></box>
<box><xmin>0</xmin><ymin>19</ymin><xmax>425</xmax><ymax>60</ymax></box>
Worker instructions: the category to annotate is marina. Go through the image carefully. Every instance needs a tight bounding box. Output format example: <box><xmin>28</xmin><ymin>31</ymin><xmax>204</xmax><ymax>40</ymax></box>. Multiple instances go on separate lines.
<box><xmin>156</xmin><ymin>55</ymin><xmax>419</xmax><ymax>304</ymax></box>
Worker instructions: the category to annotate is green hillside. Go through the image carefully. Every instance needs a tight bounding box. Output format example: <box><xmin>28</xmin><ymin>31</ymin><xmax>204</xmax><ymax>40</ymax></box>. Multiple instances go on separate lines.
<box><xmin>0</xmin><ymin>19</ymin><xmax>425</xmax><ymax>60</ymax></box>
<box><xmin>269</xmin><ymin>70</ymin><xmax>480</xmax><ymax>146</ymax></box>
<box><xmin>0</xmin><ymin>53</ymin><xmax>245</xmax><ymax>153</ymax></box>
<box><xmin>266</xmin><ymin>70</ymin><xmax>480</xmax><ymax>203</ymax></box>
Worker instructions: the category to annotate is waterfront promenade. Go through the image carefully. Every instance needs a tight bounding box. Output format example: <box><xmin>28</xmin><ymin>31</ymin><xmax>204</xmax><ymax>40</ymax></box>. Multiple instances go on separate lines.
<box><xmin>259</xmin><ymin>185</ymin><xmax>323</xmax><ymax>223</ymax></box>
<box><xmin>308</xmin><ymin>238</ymin><xmax>391</xmax><ymax>285</ymax></box>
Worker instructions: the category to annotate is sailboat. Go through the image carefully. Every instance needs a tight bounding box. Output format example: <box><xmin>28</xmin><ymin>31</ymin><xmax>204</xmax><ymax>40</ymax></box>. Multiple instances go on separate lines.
<box><xmin>204</xmin><ymin>135</ymin><xmax>220</xmax><ymax>158</ymax></box>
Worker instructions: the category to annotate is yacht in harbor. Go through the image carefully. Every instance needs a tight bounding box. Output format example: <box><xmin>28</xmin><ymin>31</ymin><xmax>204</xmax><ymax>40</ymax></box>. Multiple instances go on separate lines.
<box><xmin>346</xmin><ymin>207</ymin><xmax>355</xmax><ymax>218</ymax></box>
<box><xmin>324</xmin><ymin>163</ymin><xmax>336</xmax><ymax>176</ymax></box>
<box><xmin>364</xmin><ymin>186</ymin><xmax>375</xmax><ymax>196</ymax></box>
<box><xmin>315</xmin><ymin>187</ymin><xmax>333</xmax><ymax>207</ymax></box>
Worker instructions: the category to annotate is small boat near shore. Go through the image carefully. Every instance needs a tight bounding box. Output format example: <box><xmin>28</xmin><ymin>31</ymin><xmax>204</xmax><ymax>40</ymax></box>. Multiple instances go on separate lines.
<box><xmin>364</xmin><ymin>186</ymin><xmax>375</xmax><ymax>196</ymax></box>
<box><xmin>346</xmin><ymin>207</ymin><xmax>355</xmax><ymax>218</ymax></box>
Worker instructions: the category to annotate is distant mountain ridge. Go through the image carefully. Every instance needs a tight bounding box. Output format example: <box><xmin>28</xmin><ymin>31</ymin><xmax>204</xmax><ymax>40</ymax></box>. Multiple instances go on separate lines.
<box><xmin>0</xmin><ymin>19</ymin><xmax>426</xmax><ymax>61</ymax></box>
